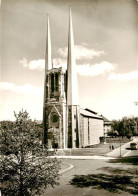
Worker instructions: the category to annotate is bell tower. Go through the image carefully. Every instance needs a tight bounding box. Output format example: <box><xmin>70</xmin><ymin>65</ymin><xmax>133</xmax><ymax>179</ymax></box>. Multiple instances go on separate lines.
<box><xmin>43</xmin><ymin>15</ymin><xmax>67</xmax><ymax>149</ymax></box>
<box><xmin>44</xmin><ymin>67</ymin><xmax>67</xmax><ymax>149</ymax></box>
<box><xmin>43</xmin><ymin>7</ymin><xmax>80</xmax><ymax>149</ymax></box>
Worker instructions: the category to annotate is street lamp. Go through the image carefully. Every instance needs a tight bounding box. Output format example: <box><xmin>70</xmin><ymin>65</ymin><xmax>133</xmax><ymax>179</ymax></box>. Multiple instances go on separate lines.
<box><xmin>134</xmin><ymin>102</ymin><xmax>138</xmax><ymax>135</ymax></box>
<box><xmin>120</xmin><ymin>138</ymin><xmax>122</xmax><ymax>157</ymax></box>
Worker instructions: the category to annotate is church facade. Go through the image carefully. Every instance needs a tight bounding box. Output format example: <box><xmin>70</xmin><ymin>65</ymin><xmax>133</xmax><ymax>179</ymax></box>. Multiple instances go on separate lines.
<box><xmin>43</xmin><ymin>8</ymin><xmax>104</xmax><ymax>149</ymax></box>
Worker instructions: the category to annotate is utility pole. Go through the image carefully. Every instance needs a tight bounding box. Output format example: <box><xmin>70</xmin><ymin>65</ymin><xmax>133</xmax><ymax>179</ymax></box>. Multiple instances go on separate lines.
<box><xmin>134</xmin><ymin>102</ymin><xmax>138</xmax><ymax>135</ymax></box>
<box><xmin>120</xmin><ymin>139</ymin><xmax>122</xmax><ymax>157</ymax></box>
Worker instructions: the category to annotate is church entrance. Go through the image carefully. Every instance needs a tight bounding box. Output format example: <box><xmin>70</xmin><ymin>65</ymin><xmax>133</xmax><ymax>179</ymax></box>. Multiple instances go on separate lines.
<box><xmin>48</xmin><ymin>128</ymin><xmax>60</xmax><ymax>149</ymax></box>
<box><xmin>52</xmin><ymin>142</ymin><xmax>58</xmax><ymax>149</ymax></box>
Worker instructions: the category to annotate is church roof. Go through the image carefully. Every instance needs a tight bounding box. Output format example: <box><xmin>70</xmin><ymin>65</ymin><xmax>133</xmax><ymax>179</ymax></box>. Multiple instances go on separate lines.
<box><xmin>83</xmin><ymin>108</ymin><xmax>112</xmax><ymax>123</ymax></box>
<box><xmin>85</xmin><ymin>108</ymin><xmax>98</xmax><ymax>115</ymax></box>
<box><xmin>101</xmin><ymin>115</ymin><xmax>111</xmax><ymax>122</ymax></box>
<box><xmin>80</xmin><ymin>108</ymin><xmax>103</xmax><ymax>120</ymax></box>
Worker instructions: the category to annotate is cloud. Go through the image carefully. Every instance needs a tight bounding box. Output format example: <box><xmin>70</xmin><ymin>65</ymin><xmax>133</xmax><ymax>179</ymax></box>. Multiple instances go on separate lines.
<box><xmin>20</xmin><ymin>58</ymin><xmax>67</xmax><ymax>71</ymax></box>
<box><xmin>20</xmin><ymin>57</ymin><xmax>116</xmax><ymax>78</ymax></box>
<box><xmin>19</xmin><ymin>58</ymin><xmax>45</xmax><ymax>71</ymax></box>
<box><xmin>108</xmin><ymin>71</ymin><xmax>138</xmax><ymax>81</ymax></box>
<box><xmin>77</xmin><ymin>61</ymin><xmax>116</xmax><ymax>76</ymax></box>
<box><xmin>53</xmin><ymin>58</ymin><xmax>67</xmax><ymax>69</ymax></box>
<box><xmin>19</xmin><ymin>45</ymin><xmax>106</xmax><ymax>71</ymax></box>
<box><xmin>0</xmin><ymin>82</ymin><xmax>16</xmax><ymax>90</ymax></box>
<box><xmin>0</xmin><ymin>82</ymin><xmax>43</xmax><ymax>96</ymax></box>
<box><xmin>58</xmin><ymin>45</ymin><xmax>105</xmax><ymax>60</ymax></box>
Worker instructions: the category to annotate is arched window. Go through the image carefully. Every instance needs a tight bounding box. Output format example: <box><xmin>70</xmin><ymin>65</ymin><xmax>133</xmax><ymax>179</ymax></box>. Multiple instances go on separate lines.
<box><xmin>55</xmin><ymin>73</ymin><xmax>59</xmax><ymax>91</ymax></box>
<box><xmin>51</xmin><ymin>74</ymin><xmax>54</xmax><ymax>92</ymax></box>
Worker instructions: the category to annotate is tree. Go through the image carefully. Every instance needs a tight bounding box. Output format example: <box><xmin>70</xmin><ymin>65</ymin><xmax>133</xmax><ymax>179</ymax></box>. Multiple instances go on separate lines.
<box><xmin>112</xmin><ymin>116</ymin><xmax>138</xmax><ymax>137</ymax></box>
<box><xmin>0</xmin><ymin>110</ymin><xmax>60</xmax><ymax>196</ymax></box>
<box><xmin>118</xmin><ymin>121</ymin><xmax>126</xmax><ymax>138</ymax></box>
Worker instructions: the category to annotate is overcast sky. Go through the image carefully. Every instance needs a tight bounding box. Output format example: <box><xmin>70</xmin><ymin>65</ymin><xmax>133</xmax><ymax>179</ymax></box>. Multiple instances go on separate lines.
<box><xmin>0</xmin><ymin>0</ymin><xmax>138</xmax><ymax>121</ymax></box>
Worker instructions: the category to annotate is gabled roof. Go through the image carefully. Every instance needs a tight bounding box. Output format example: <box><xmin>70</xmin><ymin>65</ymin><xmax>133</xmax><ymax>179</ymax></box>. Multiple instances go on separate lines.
<box><xmin>85</xmin><ymin>108</ymin><xmax>98</xmax><ymax>115</ymax></box>
<box><xmin>80</xmin><ymin>108</ymin><xmax>103</xmax><ymax>120</ymax></box>
<box><xmin>101</xmin><ymin>115</ymin><xmax>111</xmax><ymax>122</ymax></box>
<box><xmin>48</xmin><ymin>105</ymin><xmax>61</xmax><ymax>119</ymax></box>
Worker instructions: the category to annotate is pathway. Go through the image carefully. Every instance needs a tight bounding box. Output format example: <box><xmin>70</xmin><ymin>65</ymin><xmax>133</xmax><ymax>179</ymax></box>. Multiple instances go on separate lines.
<box><xmin>106</xmin><ymin>137</ymin><xmax>138</xmax><ymax>158</ymax></box>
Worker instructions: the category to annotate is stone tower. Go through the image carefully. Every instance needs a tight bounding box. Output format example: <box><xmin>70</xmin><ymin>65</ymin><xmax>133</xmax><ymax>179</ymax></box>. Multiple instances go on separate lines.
<box><xmin>43</xmin><ymin>8</ymin><xmax>80</xmax><ymax>149</ymax></box>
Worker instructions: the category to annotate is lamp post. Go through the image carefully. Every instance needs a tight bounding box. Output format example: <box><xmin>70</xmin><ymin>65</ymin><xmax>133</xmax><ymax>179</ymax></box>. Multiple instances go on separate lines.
<box><xmin>120</xmin><ymin>138</ymin><xmax>122</xmax><ymax>157</ymax></box>
<box><xmin>134</xmin><ymin>102</ymin><xmax>138</xmax><ymax>135</ymax></box>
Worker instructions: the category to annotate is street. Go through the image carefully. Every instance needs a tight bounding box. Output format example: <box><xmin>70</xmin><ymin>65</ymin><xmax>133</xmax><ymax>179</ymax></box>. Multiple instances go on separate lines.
<box><xmin>43</xmin><ymin>138</ymin><xmax>138</xmax><ymax>196</ymax></box>
<box><xmin>106</xmin><ymin>137</ymin><xmax>138</xmax><ymax>158</ymax></box>
<box><xmin>43</xmin><ymin>158</ymin><xmax>137</xmax><ymax>196</ymax></box>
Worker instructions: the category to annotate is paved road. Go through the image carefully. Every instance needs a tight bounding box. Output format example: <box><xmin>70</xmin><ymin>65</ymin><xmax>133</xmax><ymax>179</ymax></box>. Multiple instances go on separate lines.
<box><xmin>43</xmin><ymin>139</ymin><xmax>138</xmax><ymax>196</ymax></box>
<box><xmin>43</xmin><ymin>159</ymin><xmax>134</xmax><ymax>196</ymax></box>
<box><xmin>106</xmin><ymin>137</ymin><xmax>138</xmax><ymax>158</ymax></box>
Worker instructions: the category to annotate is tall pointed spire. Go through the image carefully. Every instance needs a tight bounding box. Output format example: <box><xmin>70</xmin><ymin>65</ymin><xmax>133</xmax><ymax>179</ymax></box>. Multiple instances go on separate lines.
<box><xmin>45</xmin><ymin>14</ymin><xmax>52</xmax><ymax>70</ymax></box>
<box><xmin>43</xmin><ymin>14</ymin><xmax>52</xmax><ymax>144</ymax></box>
<box><xmin>67</xmin><ymin>6</ymin><xmax>79</xmax><ymax>105</ymax></box>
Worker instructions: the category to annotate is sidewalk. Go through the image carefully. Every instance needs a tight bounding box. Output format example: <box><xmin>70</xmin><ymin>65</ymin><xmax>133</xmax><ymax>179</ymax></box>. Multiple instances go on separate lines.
<box><xmin>50</xmin><ymin>155</ymin><xmax>115</xmax><ymax>160</ymax></box>
<box><xmin>49</xmin><ymin>138</ymin><xmax>138</xmax><ymax>159</ymax></box>
<box><xmin>106</xmin><ymin>138</ymin><xmax>138</xmax><ymax>158</ymax></box>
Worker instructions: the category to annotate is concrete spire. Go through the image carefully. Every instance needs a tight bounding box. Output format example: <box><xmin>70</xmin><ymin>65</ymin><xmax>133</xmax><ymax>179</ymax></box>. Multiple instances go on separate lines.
<box><xmin>43</xmin><ymin>14</ymin><xmax>52</xmax><ymax>144</ymax></box>
<box><xmin>45</xmin><ymin>14</ymin><xmax>52</xmax><ymax>70</ymax></box>
<box><xmin>67</xmin><ymin>6</ymin><xmax>79</xmax><ymax>105</ymax></box>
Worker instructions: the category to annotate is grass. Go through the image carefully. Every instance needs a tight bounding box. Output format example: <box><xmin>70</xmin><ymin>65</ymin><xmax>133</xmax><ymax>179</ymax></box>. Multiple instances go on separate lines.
<box><xmin>70</xmin><ymin>166</ymin><xmax>138</xmax><ymax>195</ymax></box>
<box><xmin>61</xmin><ymin>142</ymin><xmax>122</xmax><ymax>156</ymax></box>
<box><xmin>109</xmin><ymin>156</ymin><xmax>138</xmax><ymax>165</ymax></box>
<box><xmin>106</xmin><ymin>137</ymin><xmax>132</xmax><ymax>143</ymax></box>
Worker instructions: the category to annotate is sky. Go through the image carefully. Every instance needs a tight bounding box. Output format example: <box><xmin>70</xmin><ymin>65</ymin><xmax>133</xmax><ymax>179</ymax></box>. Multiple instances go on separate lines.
<box><xmin>0</xmin><ymin>0</ymin><xmax>138</xmax><ymax>121</ymax></box>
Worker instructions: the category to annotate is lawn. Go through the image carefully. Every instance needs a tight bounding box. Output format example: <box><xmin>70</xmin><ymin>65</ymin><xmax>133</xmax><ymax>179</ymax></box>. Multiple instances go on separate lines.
<box><xmin>70</xmin><ymin>166</ymin><xmax>138</xmax><ymax>195</ymax></box>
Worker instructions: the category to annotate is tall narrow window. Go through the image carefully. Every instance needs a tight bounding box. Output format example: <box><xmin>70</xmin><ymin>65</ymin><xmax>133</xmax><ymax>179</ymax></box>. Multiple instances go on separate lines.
<box><xmin>55</xmin><ymin>73</ymin><xmax>58</xmax><ymax>91</ymax></box>
<box><xmin>51</xmin><ymin>74</ymin><xmax>54</xmax><ymax>92</ymax></box>
<box><xmin>46</xmin><ymin>86</ymin><xmax>48</xmax><ymax>99</ymax></box>
<box><xmin>46</xmin><ymin>75</ymin><xmax>48</xmax><ymax>83</ymax></box>
<box><xmin>64</xmin><ymin>73</ymin><xmax>67</xmax><ymax>93</ymax></box>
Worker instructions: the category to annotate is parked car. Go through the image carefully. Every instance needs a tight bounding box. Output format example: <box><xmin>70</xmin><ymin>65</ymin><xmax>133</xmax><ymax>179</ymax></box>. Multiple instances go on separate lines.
<box><xmin>130</xmin><ymin>142</ymin><xmax>137</xmax><ymax>150</ymax></box>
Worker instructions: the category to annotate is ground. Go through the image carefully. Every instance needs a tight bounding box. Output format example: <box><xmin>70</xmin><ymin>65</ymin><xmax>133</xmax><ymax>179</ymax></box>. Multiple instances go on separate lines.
<box><xmin>44</xmin><ymin>159</ymin><xmax>137</xmax><ymax>196</ymax></box>
<box><xmin>43</xmin><ymin>137</ymin><xmax>138</xmax><ymax>196</ymax></box>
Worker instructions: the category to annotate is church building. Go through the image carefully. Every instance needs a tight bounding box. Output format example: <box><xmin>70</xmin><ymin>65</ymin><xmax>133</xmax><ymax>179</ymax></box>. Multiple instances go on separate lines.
<box><xmin>43</xmin><ymin>7</ymin><xmax>104</xmax><ymax>149</ymax></box>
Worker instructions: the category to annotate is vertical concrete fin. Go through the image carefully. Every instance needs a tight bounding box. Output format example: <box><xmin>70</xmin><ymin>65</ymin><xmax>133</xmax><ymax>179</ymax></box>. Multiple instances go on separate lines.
<box><xmin>43</xmin><ymin>14</ymin><xmax>52</xmax><ymax>119</ymax></box>
<box><xmin>43</xmin><ymin>14</ymin><xmax>52</xmax><ymax>144</ymax></box>
<box><xmin>45</xmin><ymin>14</ymin><xmax>52</xmax><ymax>70</ymax></box>
<box><xmin>67</xmin><ymin>6</ymin><xmax>79</xmax><ymax>106</ymax></box>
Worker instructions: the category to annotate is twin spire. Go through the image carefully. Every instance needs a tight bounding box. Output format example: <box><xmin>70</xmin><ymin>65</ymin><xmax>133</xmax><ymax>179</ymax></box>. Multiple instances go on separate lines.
<box><xmin>45</xmin><ymin>6</ymin><xmax>79</xmax><ymax>105</ymax></box>
<box><xmin>45</xmin><ymin>14</ymin><xmax>52</xmax><ymax>70</ymax></box>
<box><xmin>67</xmin><ymin>6</ymin><xmax>78</xmax><ymax>105</ymax></box>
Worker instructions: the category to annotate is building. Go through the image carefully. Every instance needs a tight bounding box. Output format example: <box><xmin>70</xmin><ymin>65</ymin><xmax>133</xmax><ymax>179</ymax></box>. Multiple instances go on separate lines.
<box><xmin>102</xmin><ymin>115</ymin><xmax>113</xmax><ymax>137</ymax></box>
<box><xmin>43</xmin><ymin>7</ymin><xmax>104</xmax><ymax>149</ymax></box>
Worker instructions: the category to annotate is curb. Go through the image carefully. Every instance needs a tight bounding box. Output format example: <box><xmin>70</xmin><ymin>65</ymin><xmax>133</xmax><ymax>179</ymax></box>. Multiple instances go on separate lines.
<box><xmin>59</xmin><ymin>163</ymin><xmax>74</xmax><ymax>174</ymax></box>
<box><xmin>50</xmin><ymin>155</ymin><xmax>115</xmax><ymax>160</ymax></box>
